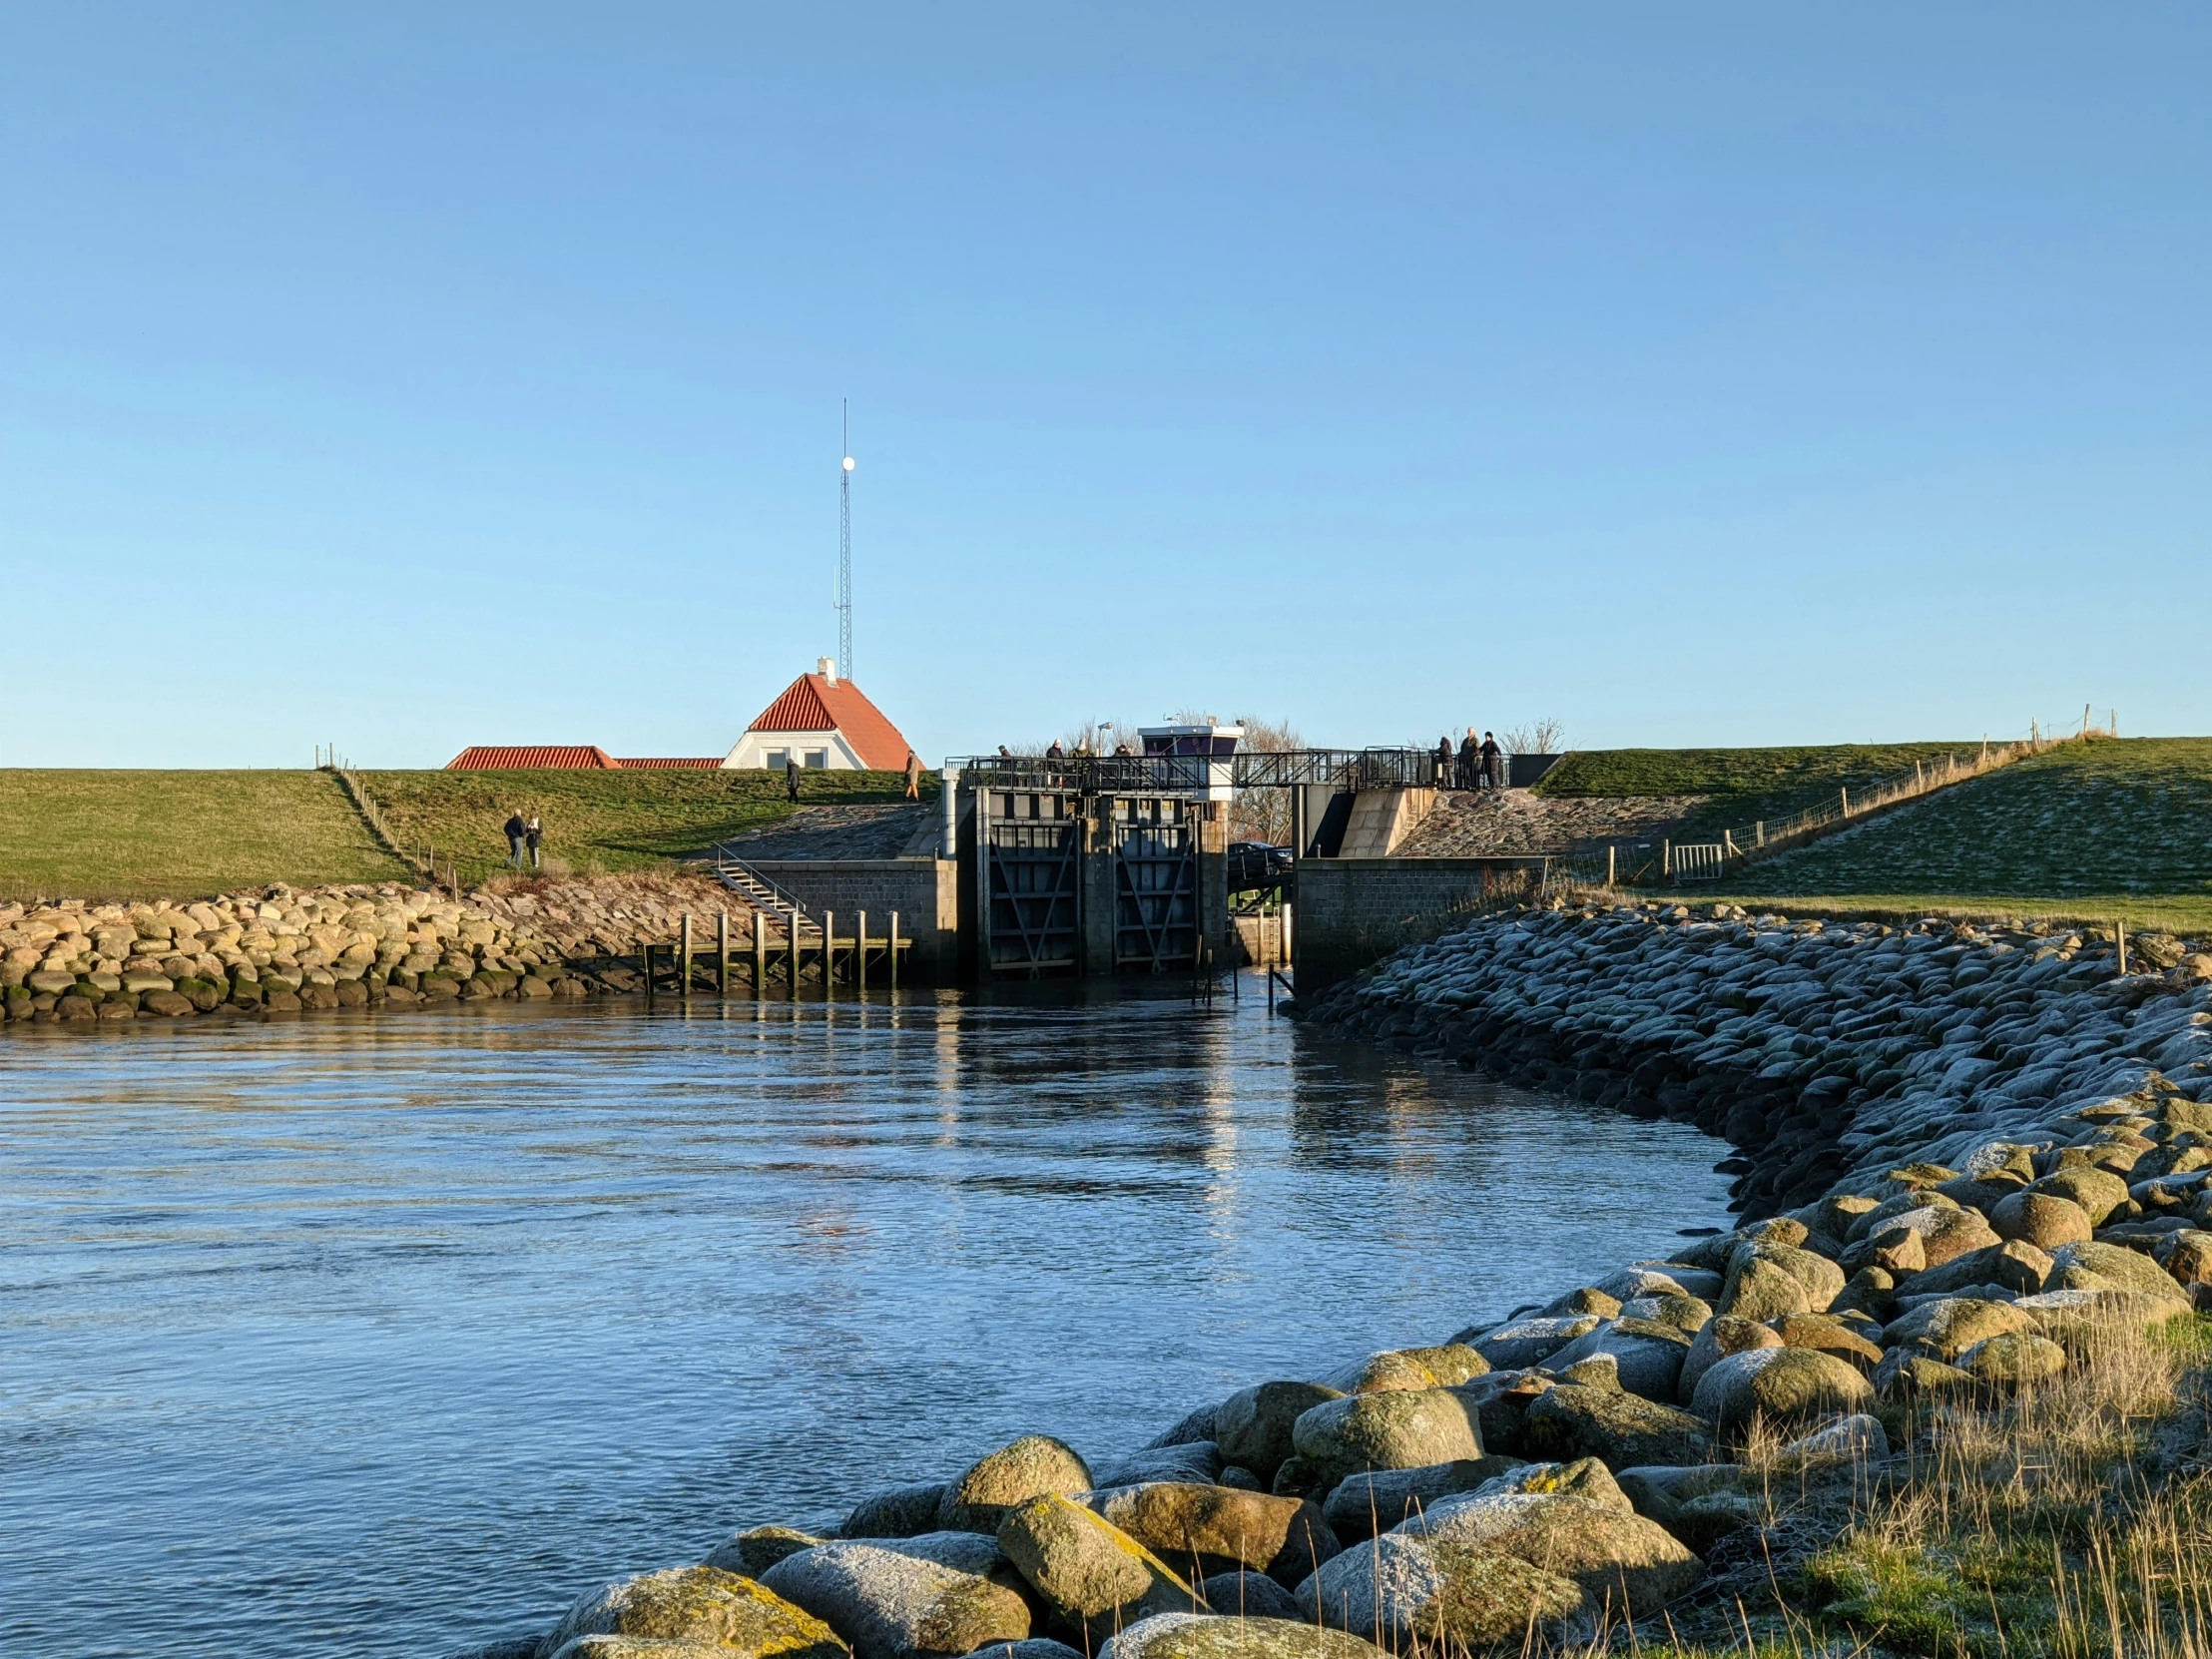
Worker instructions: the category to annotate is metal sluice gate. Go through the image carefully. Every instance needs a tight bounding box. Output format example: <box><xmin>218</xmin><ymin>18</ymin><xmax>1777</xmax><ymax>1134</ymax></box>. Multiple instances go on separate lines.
<box><xmin>975</xmin><ymin>790</ymin><xmax>1203</xmax><ymax>976</ymax></box>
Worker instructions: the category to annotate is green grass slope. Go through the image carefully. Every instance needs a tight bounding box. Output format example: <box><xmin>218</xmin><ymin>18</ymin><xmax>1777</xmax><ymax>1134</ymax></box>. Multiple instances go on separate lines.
<box><xmin>355</xmin><ymin>768</ymin><xmax>928</xmax><ymax>880</ymax></box>
<box><xmin>0</xmin><ymin>771</ymin><xmax>410</xmax><ymax>901</ymax></box>
<box><xmin>1732</xmin><ymin>738</ymin><xmax>2212</xmax><ymax>915</ymax></box>
<box><xmin>1537</xmin><ymin>741</ymin><xmax>1988</xmax><ymax>844</ymax></box>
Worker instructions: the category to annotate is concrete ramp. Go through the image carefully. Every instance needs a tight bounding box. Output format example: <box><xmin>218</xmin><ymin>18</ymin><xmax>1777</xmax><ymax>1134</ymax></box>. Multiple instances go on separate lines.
<box><xmin>1334</xmin><ymin>788</ymin><xmax>1437</xmax><ymax>857</ymax></box>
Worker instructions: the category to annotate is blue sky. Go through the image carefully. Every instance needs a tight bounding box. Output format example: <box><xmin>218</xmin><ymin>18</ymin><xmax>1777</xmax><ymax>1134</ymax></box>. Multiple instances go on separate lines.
<box><xmin>2</xmin><ymin>5</ymin><xmax>2205</xmax><ymax>767</ymax></box>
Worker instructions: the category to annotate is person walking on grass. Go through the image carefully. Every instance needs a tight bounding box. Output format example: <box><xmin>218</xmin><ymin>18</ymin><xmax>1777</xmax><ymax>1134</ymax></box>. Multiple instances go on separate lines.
<box><xmin>525</xmin><ymin>816</ymin><xmax>543</xmax><ymax>871</ymax></box>
<box><xmin>504</xmin><ymin>810</ymin><xmax>528</xmax><ymax>869</ymax></box>
<box><xmin>904</xmin><ymin>749</ymin><xmax>921</xmax><ymax>801</ymax></box>
<box><xmin>786</xmin><ymin>755</ymin><xmax>803</xmax><ymax>805</ymax></box>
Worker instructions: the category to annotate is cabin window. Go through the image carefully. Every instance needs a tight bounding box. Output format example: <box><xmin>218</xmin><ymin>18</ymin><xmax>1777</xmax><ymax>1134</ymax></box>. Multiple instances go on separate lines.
<box><xmin>805</xmin><ymin>749</ymin><xmax>830</xmax><ymax>770</ymax></box>
<box><xmin>765</xmin><ymin>750</ymin><xmax>789</xmax><ymax>771</ymax></box>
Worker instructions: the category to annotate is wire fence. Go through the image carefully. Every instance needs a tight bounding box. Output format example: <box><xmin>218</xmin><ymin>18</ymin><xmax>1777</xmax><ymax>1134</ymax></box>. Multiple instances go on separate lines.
<box><xmin>1552</xmin><ymin>718</ymin><xmax>2116</xmax><ymax>889</ymax></box>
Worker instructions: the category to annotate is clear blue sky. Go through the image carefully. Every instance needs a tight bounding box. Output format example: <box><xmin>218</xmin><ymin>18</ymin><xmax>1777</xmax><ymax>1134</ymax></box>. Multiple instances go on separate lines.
<box><xmin>3</xmin><ymin>5</ymin><xmax>2204</xmax><ymax>767</ymax></box>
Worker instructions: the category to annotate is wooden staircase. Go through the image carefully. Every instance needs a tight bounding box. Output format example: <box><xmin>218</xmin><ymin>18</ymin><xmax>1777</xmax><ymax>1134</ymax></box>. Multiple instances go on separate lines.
<box><xmin>708</xmin><ymin>844</ymin><xmax>822</xmax><ymax>943</ymax></box>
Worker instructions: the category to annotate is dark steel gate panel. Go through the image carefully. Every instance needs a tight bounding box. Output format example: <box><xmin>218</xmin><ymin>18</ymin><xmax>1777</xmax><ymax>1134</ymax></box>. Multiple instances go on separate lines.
<box><xmin>1114</xmin><ymin>822</ymin><xmax>1198</xmax><ymax>970</ymax></box>
<box><xmin>982</xmin><ymin>819</ymin><xmax>1081</xmax><ymax>972</ymax></box>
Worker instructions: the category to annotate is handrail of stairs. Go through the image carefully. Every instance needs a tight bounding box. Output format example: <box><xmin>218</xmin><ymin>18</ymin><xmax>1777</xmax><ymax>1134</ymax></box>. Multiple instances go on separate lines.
<box><xmin>708</xmin><ymin>842</ymin><xmax>820</xmax><ymax>936</ymax></box>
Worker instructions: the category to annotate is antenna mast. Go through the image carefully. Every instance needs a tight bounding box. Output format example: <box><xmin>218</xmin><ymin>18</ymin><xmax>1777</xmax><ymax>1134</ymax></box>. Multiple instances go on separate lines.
<box><xmin>837</xmin><ymin>400</ymin><xmax>854</xmax><ymax>684</ymax></box>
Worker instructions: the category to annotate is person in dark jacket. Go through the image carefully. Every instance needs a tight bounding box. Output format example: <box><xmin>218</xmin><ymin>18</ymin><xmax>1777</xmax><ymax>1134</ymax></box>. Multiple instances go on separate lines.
<box><xmin>1458</xmin><ymin>729</ymin><xmax>1481</xmax><ymax>791</ymax></box>
<box><xmin>1434</xmin><ymin>736</ymin><xmax>1453</xmax><ymax>788</ymax></box>
<box><xmin>1479</xmin><ymin>731</ymin><xmax>1503</xmax><ymax>791</ymax></box>
<box><xmin>785</xmin><ymin>756</ymin><xmax>802</xmax><ymax>804</ymax></box>
<box><xmin>504</xmin><ymin>811</ymin><xmax>527</xmax><ymax>869</ymax></box>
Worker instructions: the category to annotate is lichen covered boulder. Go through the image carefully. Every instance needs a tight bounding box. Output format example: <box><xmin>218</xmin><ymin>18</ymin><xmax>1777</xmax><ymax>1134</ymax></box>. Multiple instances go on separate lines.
<box><xmin>1290</xmin><ymin>1388</ymin><xmax>1481</xmax><ymax>1486</ymax></box>
<box><xmin>1524</xmin><ymin>1382</ymin><xmax>1712</xmax><ymax>1469</ymax></box>
<box><xmin>1295</xmin><ymin>1533</ymin><xmax>1587</xmax><ymax>1650</ymax></box>
<box><xmin>1690</xmin><ymin>1347</ymin><xmax>1873</xmax><ymax>1437</ymax></box>
<box><xmin>995</xmin><ymin>1492</ymin><xmax>1197</xmax><ymax>1646</ymax></box>
<box><xmin>1321</xmin><ymin>1457</ymin><xmax>1528</xmax><ymax>1541</ymax></box>
<box><xmin>1100</xmin><ymin>1612</ymin><xmax>1386</xmax><ymax>1659</ymax></box>
<box><xmin>1084</xmin><ymin>1483</ymin><xmax>1337</xmax><ymax>1587</ymax></box>
<box><xmin>1212</xmin><ymin>1382</ymin><xmax>1342</xmax><ymax>1484</ymax></box>
<box><xmin>758</xmin><ymin>1541</ymin><xmax>1030</xmax><ymax>1659</ymax></box>
<box><xmin>940</xmin><ymin>1437</ymin><xmax>1093</xmax><ymax>1534</ymax></box>
<box><xmin>1397</xmin><ymin>1490</ymin><xmax>1705</xmax><ymax>1610</ymax></box>
<box><xmin>536</xmin><ymin>1566</ymin><xmax>850</xmax><ymax>1659</ymax></box>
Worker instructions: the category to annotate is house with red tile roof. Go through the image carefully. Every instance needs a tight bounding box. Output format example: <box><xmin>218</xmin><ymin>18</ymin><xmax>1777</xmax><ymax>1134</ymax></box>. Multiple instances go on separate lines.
<box><xmin>724</xmin><ymin>658</ymin><xmax>915</xmax><ymax>772</ymax></box>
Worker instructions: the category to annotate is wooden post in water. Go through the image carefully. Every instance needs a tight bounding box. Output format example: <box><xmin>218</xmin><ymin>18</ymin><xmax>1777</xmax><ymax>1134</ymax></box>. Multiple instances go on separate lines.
<box><xmin>857</xmin><ymin>910</ymin><xmax>867</xmax><ymax>991</ymax></box>
<box><xmin>717</xmin><ymin>909</ymin><xmax>730</xmax><ymax>998</ymax></box>
<box><xmin>753</xmin><ymin>909</ymin><xmax>767</xmax><ymax>994</ymax></box>
<box><xmin>641</xmin><ymin>937</ymin><xmax>654</xmax><ymax>1006</ymax></box>
<box><xmin>889</xmin><ymin>911</ymin><xmax>899</xmax><ymax>989</ymax></box>
<box><xmin>824</xmin><ymin>911</ymin><xmax>835</xmax><ymax>992</ymax></box>
<box><xmin>788</xmin><ymin>912</ymin><xmax>800</xmax><ymax>998</ymax></box>
<box><xmin>679</xmin><ymin>913</ymin><xmax>693</xmax><ymax>997</ymax></box>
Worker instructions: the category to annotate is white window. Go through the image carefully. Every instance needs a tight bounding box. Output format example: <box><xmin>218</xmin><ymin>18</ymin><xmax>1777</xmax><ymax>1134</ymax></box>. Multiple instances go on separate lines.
<box><xmin>765</xmin><ymin>750</ymin><xmax>789</xmax><ymax>771</ymax></box>
<box><xmin>805</xmin><ymin>749</ymin><xmax>830</xmax><ymax>770</ymax></box>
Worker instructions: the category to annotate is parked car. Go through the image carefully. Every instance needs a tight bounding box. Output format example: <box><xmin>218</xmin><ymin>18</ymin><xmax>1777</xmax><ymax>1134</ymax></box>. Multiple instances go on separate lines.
<box><xmin>1227</xmin><ymin>841</ymin><xmax>1295</xmax><ymax>893</ymax></box>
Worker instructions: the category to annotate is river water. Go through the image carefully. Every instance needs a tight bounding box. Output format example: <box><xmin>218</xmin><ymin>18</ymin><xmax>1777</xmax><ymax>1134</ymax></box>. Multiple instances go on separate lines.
<box><xmin>2</xmin><ymin>980</ymin><xmax>1733</xmax><ymax>1658</ymax></box>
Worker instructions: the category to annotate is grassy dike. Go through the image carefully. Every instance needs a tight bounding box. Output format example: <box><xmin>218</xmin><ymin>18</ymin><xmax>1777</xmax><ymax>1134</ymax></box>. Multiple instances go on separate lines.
<box><xmin>0</xmin><ymin>767</ymin><xmax>928</xmax><ymax>899</ymax></box>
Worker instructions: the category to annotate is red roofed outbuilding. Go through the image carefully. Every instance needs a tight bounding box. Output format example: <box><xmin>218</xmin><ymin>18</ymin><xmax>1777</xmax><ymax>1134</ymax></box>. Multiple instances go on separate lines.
<box><xmin>445</xmin><ymin>745</ymin><xmax>622</xmax><ymax>770</ymax></box>
<box><xmin>724</xmin><ymin>659</ymin><xmax>914</xmax><ymax>772</ymax></box>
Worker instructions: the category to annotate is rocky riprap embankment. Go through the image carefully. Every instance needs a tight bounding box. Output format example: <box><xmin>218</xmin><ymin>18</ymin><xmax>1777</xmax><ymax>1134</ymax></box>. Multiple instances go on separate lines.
<box><xmin>1296</xmin><ymin>900</ymin><xmax>2212</xmax><ymax>1217</ymax></box>
<box><xmin>447</xmin><ymin>1079</ymin><xmax>2212</xmax><ymax>1659</ymax></box>
<box><xmin>445</xmin><ymin>903</ymin><xmax>2212</xmax><ymax>1659</ymax></box>
<box><xmin>0</xmin><ymin>872</ymin><xmax>744</xmax><ymax>1026</ymax></box>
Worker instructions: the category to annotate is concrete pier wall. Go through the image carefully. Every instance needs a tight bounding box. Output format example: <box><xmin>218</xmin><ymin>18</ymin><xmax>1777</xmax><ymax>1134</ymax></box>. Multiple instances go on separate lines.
<box><xmin>744</xmin><ymin>857</ymin><xmax>960</xmax><ymax>982</ymax></box>
<box><xmin>1292</xmin><ymin>855</ymin><xmax>1548</xmax><ymax>995</ymax></box>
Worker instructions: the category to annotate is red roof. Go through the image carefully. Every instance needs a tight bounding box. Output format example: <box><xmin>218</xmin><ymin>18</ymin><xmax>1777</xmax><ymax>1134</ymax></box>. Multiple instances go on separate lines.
<box><xmin>747</xmin><ymin>673</ymin><xmax>914</xmax><ymax>770</ymax></box>
<box><xmin>445</xmin><ymin>746</ymin><xmax>620</xmax><ymax>770</ymax></box>
<box><xmin>614</xmin><ymin>757</ymin><xmax>723</xmax><ymax>770</ymax></box>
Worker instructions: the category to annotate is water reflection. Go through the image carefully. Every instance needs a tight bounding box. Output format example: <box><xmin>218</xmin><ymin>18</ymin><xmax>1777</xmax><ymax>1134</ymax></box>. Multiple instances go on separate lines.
<box><xmin>1</xmin><ymin>981</ymin><xmax>1730</xmax><ymax>1659</ymax></box>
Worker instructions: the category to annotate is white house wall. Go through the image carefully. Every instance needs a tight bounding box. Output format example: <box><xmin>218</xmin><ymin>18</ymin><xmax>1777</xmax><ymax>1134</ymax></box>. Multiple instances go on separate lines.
<box><xmin>722</xmin><ymin>730</ymin><xmax>867</xmax><ymax>770</ymax></box>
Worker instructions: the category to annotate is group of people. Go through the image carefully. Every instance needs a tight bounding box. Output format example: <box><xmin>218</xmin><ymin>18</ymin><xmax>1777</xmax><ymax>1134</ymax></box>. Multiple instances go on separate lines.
<box><xmin>502</xmin><ymin>811</ymin><xmax>544</xmax><ymax>869</ymax></box>
<box><xmin>1436</xmin><ymin>728</ymin><xmax>1505</xmax><ymax>791</ymax></box>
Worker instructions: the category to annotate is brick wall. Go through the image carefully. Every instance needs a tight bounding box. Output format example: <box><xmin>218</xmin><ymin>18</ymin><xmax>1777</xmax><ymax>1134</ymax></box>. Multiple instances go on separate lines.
<box><xmin>746</xmin><ymin>857</ymin><xmax>959</xmax><ymax>982</ymax></box>
<box><xmin>1293</xmin><ymin>856</ymin><xmax>1547</xmax><ymax>994</ymax></box>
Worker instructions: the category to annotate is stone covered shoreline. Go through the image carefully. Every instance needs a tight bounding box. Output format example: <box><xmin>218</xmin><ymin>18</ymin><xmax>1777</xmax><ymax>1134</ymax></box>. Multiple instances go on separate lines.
<box><xmin>0</xmin><ymin>874</ymin><xmax>739</xmax><ymax>1026</ymax></box>
<box><xmin>444</xmin><ymin>899</ymin><xmax>2212</xmax><ymax>1659</ymax></box>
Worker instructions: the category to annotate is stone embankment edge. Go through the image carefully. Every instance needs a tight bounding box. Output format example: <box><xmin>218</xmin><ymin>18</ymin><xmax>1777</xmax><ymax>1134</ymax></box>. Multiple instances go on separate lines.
<box><xmin>1291</xmin><ymin>899</ymin><xmax>2212</xmax><ymax>1218</ymax></box>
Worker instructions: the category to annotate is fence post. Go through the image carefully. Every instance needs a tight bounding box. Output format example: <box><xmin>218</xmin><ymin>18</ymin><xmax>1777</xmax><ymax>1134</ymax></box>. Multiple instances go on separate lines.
<box><xmin>1607</xmin><ymin>844</ymin><xmax>1616</xmax><ymax>887</ymax></box>
<box><xmin>1663</xmin><ymin>839</ymin><xmax>1672</xmax><ymax>879</ymax></box>
<box><xmin>2117</xmin><ymin>920</ymin><xmax>2128</xmax><ymax>976</ymax></box>
<box><xmin>1756</xmin><ymin>821</ymin><xmax>1765</xmax><ymax>848</ymax></box>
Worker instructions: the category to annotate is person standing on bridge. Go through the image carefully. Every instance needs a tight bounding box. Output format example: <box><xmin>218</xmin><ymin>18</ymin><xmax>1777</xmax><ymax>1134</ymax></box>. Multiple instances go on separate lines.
<box><xmin>1480</xmin><ymin>731</ymin><xmax>1503</xmax><ymax>791</ymax></box>
<box><xmin>1458</xmin><ymin>728</ymin><xmax>1481</xmax><ymax>791</ymax></box>
<box><xmin>786</xmin><ymin>755</ymin><xmax>802</xmax><ymax>805</ymax></box>
<box><xmin>1434</xmin><ymin>736</ymin><xmax>1453</xmax><ymax>789</ymax></box>
<box><xmin>504</xmin><ymin>809</ymin><xmax>528</xmax><ymax>869</ymax></box>
<box><xmin>903</xmin><ymin>749</ymin><xmax>921</xmax><ymax>801</ymax></box>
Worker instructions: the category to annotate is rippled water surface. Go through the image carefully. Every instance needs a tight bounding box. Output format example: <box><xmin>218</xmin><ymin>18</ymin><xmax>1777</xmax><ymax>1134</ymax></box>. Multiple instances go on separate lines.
<box><xmin>2</xmin><ymin>981</ymin><xmax>1734</xmax><ymax>1658</ymax></box>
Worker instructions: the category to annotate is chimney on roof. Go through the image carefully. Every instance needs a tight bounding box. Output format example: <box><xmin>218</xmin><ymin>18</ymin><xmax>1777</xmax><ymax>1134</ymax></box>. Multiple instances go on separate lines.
<box><xmin>818</xmin><ymin>656</ymin><xmax>837</xmax><ymax>686</ymax></box>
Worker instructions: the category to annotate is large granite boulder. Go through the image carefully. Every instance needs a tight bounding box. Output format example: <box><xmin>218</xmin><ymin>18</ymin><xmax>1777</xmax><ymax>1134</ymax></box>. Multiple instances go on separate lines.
<box><xmin>996</xmin><ymin>1493</ymin><xmax>1197</xmax><ymax>1647</ymax></box>
<box><xmin>1689</xmin><ymin>1347</ymin><xmax>1873</xmax><ymax>1437</ymax></box>
<box><xmin>536</xmin><ymin>1567</ymin><xmax>849</xmax><ymax>1659</ymax></box>
<box><xmin>1083</xmin><ymin>1484</ymin><xmax>1337</xmax><ymax>1587</ymax></box>
<box><xmin>941</xmin><ymin>1438</ymin><xmax>1093</xmax><ymax>1534</ymax></box>
<box><xmin>1213</xmin><ymin>1382</ymin><xmax>1343</xmax><ymax>1483</ymax></box>
<box><xmin>1290</xmin><ymin>1388</ymin><xmax>1481</xmax><ymax>1486</ymax></box>
<box><xmin>760</xmin><ymin>1542</ymin><xmax>1030</xmax><ymax>1659</ymax></box>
